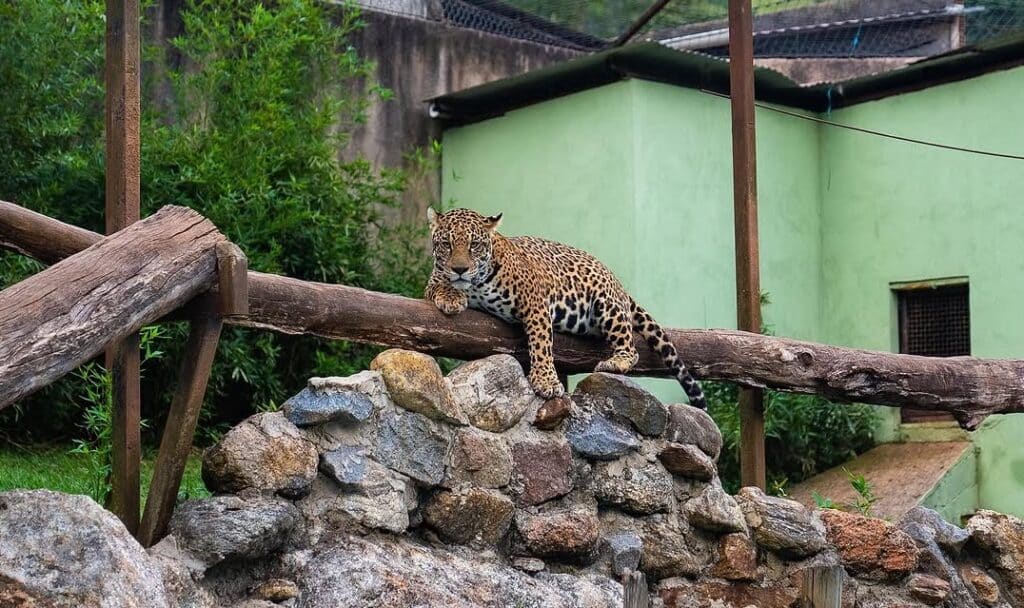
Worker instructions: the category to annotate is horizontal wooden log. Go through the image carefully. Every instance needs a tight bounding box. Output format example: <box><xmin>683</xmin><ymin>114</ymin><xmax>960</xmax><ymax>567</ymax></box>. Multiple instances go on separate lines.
<box><xmin>2</xmin><ymin>200</ymin><xmax>1022</xmax><ymax>428</ymax></box>
<box><xmin>0</xmin><ymin>205</ymin><xmax>226</xmax><ymax>409</ymax></box>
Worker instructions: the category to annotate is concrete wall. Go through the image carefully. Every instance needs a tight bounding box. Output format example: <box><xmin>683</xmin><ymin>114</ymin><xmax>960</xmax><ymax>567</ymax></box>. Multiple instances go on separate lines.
<box><xmin>344</xmin><ymin>9</ymin><xmax>580</xmax><ymax>225</ymax></box>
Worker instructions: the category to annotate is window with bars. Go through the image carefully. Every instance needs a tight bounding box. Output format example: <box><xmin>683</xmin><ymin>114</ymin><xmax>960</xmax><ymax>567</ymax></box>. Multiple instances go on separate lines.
<box><xmin>894</xmin><ymin>281</ymin><xmax>970</xmax><ymax>422</ymax></box>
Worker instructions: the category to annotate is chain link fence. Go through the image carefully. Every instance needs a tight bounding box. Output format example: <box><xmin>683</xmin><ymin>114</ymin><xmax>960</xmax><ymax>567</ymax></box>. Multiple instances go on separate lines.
<box><xmin>352</xmin><ymin>0</ymin><xmax>1024</xmax><ymax>58</ymax></box>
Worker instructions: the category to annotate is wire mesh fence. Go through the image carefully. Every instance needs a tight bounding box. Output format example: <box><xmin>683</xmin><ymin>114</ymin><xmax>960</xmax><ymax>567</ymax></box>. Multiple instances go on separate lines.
<box><xmin>353</xmin><ymin>0</ymin><xmax>1024</xmax><ymax>58</ymax></box>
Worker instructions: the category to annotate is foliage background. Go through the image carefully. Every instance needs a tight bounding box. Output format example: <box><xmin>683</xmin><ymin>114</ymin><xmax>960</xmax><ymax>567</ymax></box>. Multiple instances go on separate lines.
<box><xmin>0</xmin><ymin>0</ymin><xmax>432</xmax><ymax>444</ymax></box>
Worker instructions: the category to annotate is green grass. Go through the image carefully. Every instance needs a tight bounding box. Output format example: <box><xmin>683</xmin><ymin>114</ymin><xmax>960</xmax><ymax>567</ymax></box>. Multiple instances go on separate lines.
<box><xmin>0</xmin><ymin>446</ymin><xmax>210</xmax><ymax>505</ymax></box>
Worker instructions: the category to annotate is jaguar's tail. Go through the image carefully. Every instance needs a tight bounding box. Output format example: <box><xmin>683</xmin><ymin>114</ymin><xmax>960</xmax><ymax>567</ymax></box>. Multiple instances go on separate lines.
<box><xmin>631</xmin><ymin>303</ymin><xmax>707</xmax><ymax>409</ymax></box>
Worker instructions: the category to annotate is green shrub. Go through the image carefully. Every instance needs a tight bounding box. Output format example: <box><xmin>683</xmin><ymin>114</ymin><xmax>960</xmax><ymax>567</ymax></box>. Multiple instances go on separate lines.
<box><xmin>707</xmin><ymin>381</ymin><xmax>878</xmax><ymax>494</ymax></box>
<box><xmin>0</xmin><ymin>0</ymin><xmax>433</xmax><ymax>443</ymax></box>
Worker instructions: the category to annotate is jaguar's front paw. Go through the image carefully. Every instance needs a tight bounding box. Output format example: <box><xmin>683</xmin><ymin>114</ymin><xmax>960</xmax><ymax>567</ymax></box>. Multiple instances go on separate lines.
<box><xmin>529</xmin><ymin>369</ymin><xmax>565</xmax><ymax>399</ymax></box>
<box><xmin>433</xmin><ymin>292</ymin><xmax>468</xmax><ymax>315</ymax></box>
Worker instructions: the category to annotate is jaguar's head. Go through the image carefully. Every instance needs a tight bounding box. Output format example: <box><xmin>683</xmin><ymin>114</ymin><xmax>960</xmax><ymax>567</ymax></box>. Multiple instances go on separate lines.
<box><xmin>427</xmin><ymin>207</ymin><xmax>502</xmax><ymax>290</ymax></box>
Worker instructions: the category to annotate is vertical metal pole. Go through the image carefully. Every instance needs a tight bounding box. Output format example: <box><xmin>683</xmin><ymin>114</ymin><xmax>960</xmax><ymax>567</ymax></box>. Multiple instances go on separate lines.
<box><xmin>728</xmin><ymin>0</ymin><xmax>766</xmax><ymax>490</ymax></box>
<box><xmin>105</xmin><ymin>0</ymin><xmax>142</xmax><ymax>534</ymax></box>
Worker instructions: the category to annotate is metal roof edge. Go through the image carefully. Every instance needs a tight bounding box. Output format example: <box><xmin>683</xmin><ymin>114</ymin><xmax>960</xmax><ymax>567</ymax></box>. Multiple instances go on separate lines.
<box><xmin>428</xmin><ymin>36</ymin><xmax>1024</xmax><ymax>125</ymax></box>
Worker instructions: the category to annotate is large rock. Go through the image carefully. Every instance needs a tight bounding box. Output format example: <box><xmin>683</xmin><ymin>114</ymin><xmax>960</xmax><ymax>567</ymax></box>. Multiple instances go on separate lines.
<box><xmin>590</xmin><ymin>453</ymin><xmax>673</xmax><ymax>515</ymax></box>
<box><xmin>283</xmin><ymin>372</ymin><xmax>380</xmax><ymax>427</ymax></box>
<box><xmin>711</xmin><ymin>533</ymin><xmax>759</xmax><ymax>581</ymax></box>
<box><xmin>961</xmin><ymin>565</ymin><xmax>1002</xmax><ymax>606</ymax></box>
<box><xmin>515</xmin><ymin>508</ymin><xmax>601</xmax><ymax>560</ymax></box>
<box><xmin>319</xmin><ymin>446</ymin><xmax>369</xmax><ymax>487</ymax></box>
<box><xmin>684</xmin><ymin>481</ymin><xmax>746</xmax><ymax>533</ymax></box>
<box><xmin>424</xmin><ymin>487</ymin><xmax>515</xmax><ymax>546</ymax></box>
<box><xmin>168</xmin><ymin>495</ymin><xmax>300</xmax><ymax>568</ymax></box>
<box><xmin>736</xmin><ymin>487</ymin><xmax>826</xmax><ymax>558</ymax></box>
<box><xmin>572</xmin><ymin>373</ymin><xmax>669</xmax><ymax>436</ymax></box>
<box><xmin>820</xmin><ymin>509</ymin><xmax>919</xmax><ymax>581</ymax></box>
<box><xmin>448</xmin><ymin>355</ymin><xmax>542</xmax><ymax>432</ymax></box>
<box><xmin>603</xmin><ymin>532</ymin><xmax>643</xmax><ymax>577</ymax></box>
<box><xmin>534</xmin><ymin>395</ymin><xmax>572</xmax><ymax>430</ymax></box>
<box><xmin>601</xmin><ymin>511</ymin><xmax>715</xmax><ymax>581</ymax></box>
<box><xmin>898</xmin><ymin>507</ymin><xmax>980</xmax><ymax>607</ymax></box>
<box><xmin>373</xmin><ymin>408</ymin><xmax>453</xmax><ymax>485</ymax></box>
<box><xmin>908</xmin><ymin>574</ymin><xmax>951</xmax><ymax>605</ymax></box>
<box><xmin>566</xmin><ymin>411</ymin><xmax>640</xmax><ymax>460</ymax></box>
<box><xmin>299</xmin><ymin>463</ymin><xmax>415</xmax><ymax>535</ymax></box>
<box><xmin>446</xmin><ymin>428</ymin><xmax>513</xmax><ymax>489</ymax></box>
<box><xmin>370</xmin><ymin>349</ymin><xmax>467</xmax><ymax>425</ymax></box>
<box><xmin>658</xmin><ymin>442</ymin><xmax>716</xmax><ymax>480</ymax></box>
<box><xmin>509</xmin><ymin>438</ymin><xmax>573</xmax><ymax>506</ymax></box>
<box><xmin>297</xmin><ymin>533</ymin><xmax>622</xmax><ymax>607</ymax></box>
<box><xmin>899</xmin><ymin>506</ymin><xmax>970</xmax><ymax>554</ymax></box>
<box><xmin>664</xmin><ymin>404</ymin><xmax>723</xmax><ymax>460</ymax></box>
<box><xmin>967</xmin><ymin>510</ymin><xmax>1024</xmax><ymax>605</ymax></box>
<box><xmin>203</xmin><ymin>412</ymin><xmax>318</xmax><ymax>498</ymax></box>
<box><xmin>0</xmin><ymin>490</ymin><xmax>170</xmax><ymax>607</ymax></box>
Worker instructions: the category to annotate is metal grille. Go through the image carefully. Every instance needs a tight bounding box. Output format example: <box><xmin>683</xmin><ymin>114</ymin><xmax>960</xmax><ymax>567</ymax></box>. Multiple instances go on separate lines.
<box><xmin>897</xmin><ymin>284</ymin><xmax>970</xmax><ymax>357</ymax></box>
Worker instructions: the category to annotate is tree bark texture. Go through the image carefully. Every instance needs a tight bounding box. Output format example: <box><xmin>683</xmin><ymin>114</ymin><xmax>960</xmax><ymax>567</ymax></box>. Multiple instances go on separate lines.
<box><xmin>0</xmin><ymin>205</ymin><xmax>226</xmax><ymax>409</ymax></box>
<box><xmin>1</xmin><ymin>200</ymin><xmax>1022</xmax><ymax>428</ymax></box>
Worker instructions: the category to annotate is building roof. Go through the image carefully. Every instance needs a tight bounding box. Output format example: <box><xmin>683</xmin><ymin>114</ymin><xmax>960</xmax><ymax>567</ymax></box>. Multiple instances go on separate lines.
<box><xmin>428</xmin><ymin>34</ymin><xmax>1024</xmax><ymax>124</ymax></box>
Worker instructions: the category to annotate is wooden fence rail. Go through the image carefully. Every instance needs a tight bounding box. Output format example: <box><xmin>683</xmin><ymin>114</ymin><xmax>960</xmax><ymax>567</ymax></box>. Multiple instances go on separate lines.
<box><xmin>0</xmin><ymin>206</ymin><xmax>227</xmax><ymax>410</ymax></box>
<box><xmin>2</xmin><ymin>200</ymin><xmax>1024</xmax><ymax>429</ymax></box>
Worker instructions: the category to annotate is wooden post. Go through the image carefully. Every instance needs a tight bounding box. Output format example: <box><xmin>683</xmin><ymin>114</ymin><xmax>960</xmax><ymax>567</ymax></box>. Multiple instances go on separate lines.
<box><xmin>139</xmin><ymin>311</ymin><xmax>223</xmax><ymax>547</ymax></box>
<box><xmin>622</xmin><ymin>570</ymin><xmax>649</xmax><ymax>608</ymax></box>
<box><xmin>800</xmin><ymin>566</ymin><xmax>843</xmax><ymax>608</ymax></box>
<box><xmin>728</xmin><ymin>0</ymin><xmax>766</xmax><ymax>490</ymax></box>
<box><xmin>105</xmin><ymin>0</ymin><xmax>143</xmax><ymax>533</ymax></box>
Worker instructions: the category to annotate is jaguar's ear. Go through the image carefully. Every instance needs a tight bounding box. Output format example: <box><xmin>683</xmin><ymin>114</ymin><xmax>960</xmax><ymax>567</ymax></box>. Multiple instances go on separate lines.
<box><xmin>426</xmin><ymin>207</ymin><xmax>439</xmax><ymax>232</ymax></box>
<box><xmin>485</xmin><ymin>212</ymin><xmax>503</xmax><ymax>231</ymax></box>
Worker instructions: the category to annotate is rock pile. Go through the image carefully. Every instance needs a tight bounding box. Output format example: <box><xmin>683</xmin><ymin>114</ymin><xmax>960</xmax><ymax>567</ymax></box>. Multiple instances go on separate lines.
<box><xmin>1</xmin><ymin>349</ymin><xmax>1022</xmax><ymax>607</ymax></box>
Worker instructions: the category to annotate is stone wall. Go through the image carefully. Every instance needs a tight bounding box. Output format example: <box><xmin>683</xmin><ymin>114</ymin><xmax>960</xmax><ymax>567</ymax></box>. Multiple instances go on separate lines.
<box><xmin>2</xmin><ymin>351</ymin><xmax>1023</xmax><ymax>607</ymax></box>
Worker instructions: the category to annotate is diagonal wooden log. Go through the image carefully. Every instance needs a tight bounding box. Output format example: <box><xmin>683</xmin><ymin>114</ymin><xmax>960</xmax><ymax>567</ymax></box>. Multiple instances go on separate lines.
<box><xmin>0</xmin><ymin>205</ymin><xmax>227</xmax><ymax>409</ymax></box>
<box><xmin>2</xmin><ymin>200</ymin><xmax>1023</xmax><ymax>429</ymax></box>
<box><xmin>139</xmin><ymin>307</ymin><xmax>223</xmax><ymax>547</ymax></box>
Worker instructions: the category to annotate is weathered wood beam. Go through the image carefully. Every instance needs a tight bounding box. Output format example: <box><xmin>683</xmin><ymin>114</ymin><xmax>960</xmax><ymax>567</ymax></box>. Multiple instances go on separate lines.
<box><xmin>140</xmin><ymin>309</ymin><xmax>223</xmax><ymax>547</ymax></box>
<box><xmin>2</xmin><ymin>201</ymin><xmax>1023</xmax><ymax>429</ymax></box>
<box><xmin>0</xmin><ymin>206</ymin><xmax>226</xmax><ymax>409</ymax></box>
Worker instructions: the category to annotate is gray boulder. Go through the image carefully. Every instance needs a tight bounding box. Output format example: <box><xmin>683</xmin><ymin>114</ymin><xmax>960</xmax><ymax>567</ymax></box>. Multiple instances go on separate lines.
<box><xmin>566</xmin><ymin>411</ymin><xmax>640</xmax><ymax>460</ymax></box>
<box><xmin>684</xmin><ymin>481</ymin><xmax>746</xmax><ymax>533</ymax></box>
<box><xmin>0</xmin><ymin>490</ymin><xmax>170</xmax><ymax>607</ymax></box>
<box><xmin>168</xmin><ymin>495</ymin><xmax>300</xmax><ymax>569</ymax></box>
<box><xmin>299</xmin><ymin>464</ymin><xmax>415</xmax><ymax>536</ymax></box>
<box><xmin>572</xmin><ymin>373</ymin><xmax>669</xmax><ymax>436</ymax></box>
<box><xmin>203</xmin><ymin>412</ymin><xmax>318</xmax><ymax>499</ymax></box>
<box><xmin>664</xmin><ymin>404</ymin><xmax>723</xmax><ymax>460</ymax></box>
<box><xmin>603</xmin><ymin>532</ymin><xmax>643</xmax><ymax>576</ymax></box>
<box><xmin>736</xmin><ymin>486</ymin><xmax>826</xmax><ymax>558</ymax></box>
<box><xmin>283</xmin><ymin>373</ymin><xmax>381</xmax><ymax>427</ymax></box>
<box><xmin>297</xmin><ymin>533</ymin><xmax>622</xmax><ymax>607</ymax></box>
<box><xmin>448</xmin><ymin>355</ymin><xmax>542</xmax><ymax>432</ymax></box>
<box><xmin>446</xmin><ymin>428</ymin><xmax>513</xmax><ymax>489</ymax></box>
<box><xmin>590</xmin><ymin>453</ymin><xmax>673</xmax><ymax>515</ymax></box>
<box><xmin>373</xmin><ymin>408</ymin><xmax>453</xmax><ymax>485</ymax></box>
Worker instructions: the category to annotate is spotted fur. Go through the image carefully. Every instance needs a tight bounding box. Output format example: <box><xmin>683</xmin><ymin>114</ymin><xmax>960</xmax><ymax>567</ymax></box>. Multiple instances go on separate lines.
<box><xmin>425</xmin><ymin>208</ymin><xmax>706</xmax><ymax>408</ymax></box>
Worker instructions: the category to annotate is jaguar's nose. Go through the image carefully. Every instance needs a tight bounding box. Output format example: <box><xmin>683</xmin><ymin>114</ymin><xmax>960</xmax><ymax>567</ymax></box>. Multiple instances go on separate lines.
<box><xmin>451</xmin><ymin>264</ymin><xmax>470</xmax><ymax>275</ymax></box>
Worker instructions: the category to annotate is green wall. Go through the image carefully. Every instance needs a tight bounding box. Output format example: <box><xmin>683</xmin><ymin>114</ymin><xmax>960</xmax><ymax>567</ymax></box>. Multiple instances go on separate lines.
<box><xmin>820</xmin><ymin>68</ymin><xmax>1024</xmax><ymax>515</ymax></box>
<box><xmin>441</xmin><ymin>66</ymin><xmax>1024</xmax><ymax>515</ymax></box>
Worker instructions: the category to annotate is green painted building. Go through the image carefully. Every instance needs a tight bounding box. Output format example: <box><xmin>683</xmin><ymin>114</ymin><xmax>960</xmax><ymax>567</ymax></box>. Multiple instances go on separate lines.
<box><xmin>433</xmin><ymin>42</ymin><xmax>1024</xmax><ymax>519</ymax></box>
